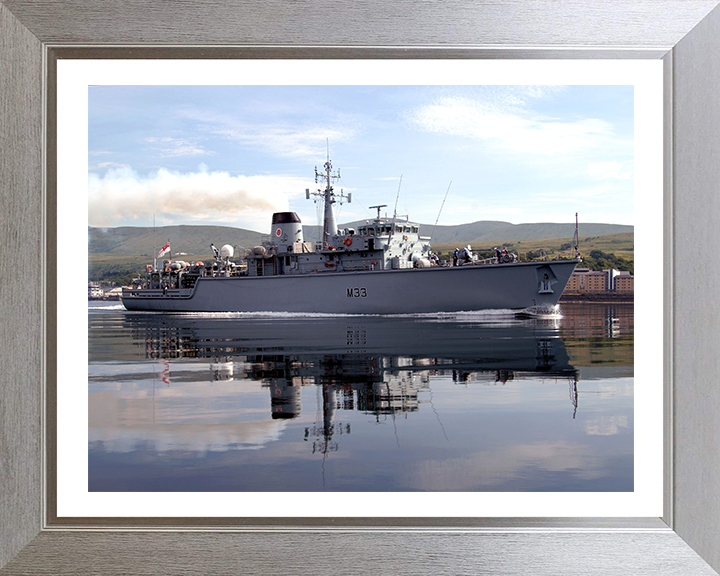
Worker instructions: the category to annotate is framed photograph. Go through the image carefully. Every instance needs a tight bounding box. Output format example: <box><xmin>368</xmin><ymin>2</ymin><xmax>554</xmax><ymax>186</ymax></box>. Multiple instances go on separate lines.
<box><xmin>67</xmin><ymin>59</ymin><xmax>659</xmax><ymax>518</ymax></box>
<box><xmin>2</xmin><ymin>1</ymin><xmax>719</xmax><ymax>574</ymax></box>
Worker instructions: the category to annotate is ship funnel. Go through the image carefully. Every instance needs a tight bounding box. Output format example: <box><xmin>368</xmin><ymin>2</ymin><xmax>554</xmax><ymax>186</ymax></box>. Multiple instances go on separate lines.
<box><xmin>270</xmin><ymin>380</ymin><xmax>302</xmax><ymax>419</ymax></box>
<box><xmin>271</xmin><ymin>212</ymin><xmax>304</xmax><ymax>245</ymax></box>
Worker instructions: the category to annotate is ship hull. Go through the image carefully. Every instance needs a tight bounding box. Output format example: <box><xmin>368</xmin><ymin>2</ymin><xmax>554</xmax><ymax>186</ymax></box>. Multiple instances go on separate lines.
<box><xmin>122</xmin><ymin>259</ymin><xmax>579</xmax><ymax>314</ymax></box>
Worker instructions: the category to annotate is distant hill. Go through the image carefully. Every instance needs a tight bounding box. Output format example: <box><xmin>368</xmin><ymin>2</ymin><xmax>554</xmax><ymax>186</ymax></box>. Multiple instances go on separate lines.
<box><xmin>88</xmin><ymin>225</ymin><xmax>266</xmax><ymax>257</ymax></box>
<box><xmin>310</xmin><ymin>220</ymin><xmax>632</xmax><ymax>244</ymax></box>
<box><xmin>89</xmin><ymin>220</ymin><xmax>633</xmax><ymax>256</ymax></box>
<box><xmin>426</xmin><ymin>221</ymin><xmax>631</xmax><ymax>244</ymax></box>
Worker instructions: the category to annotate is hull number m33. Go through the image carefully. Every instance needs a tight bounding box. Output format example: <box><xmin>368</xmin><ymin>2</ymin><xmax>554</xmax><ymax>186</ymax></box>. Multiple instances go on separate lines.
<box><xmin>347</xmin><ymin>287</ymin><xmax>368</xmax><ymax>298</ymax></box>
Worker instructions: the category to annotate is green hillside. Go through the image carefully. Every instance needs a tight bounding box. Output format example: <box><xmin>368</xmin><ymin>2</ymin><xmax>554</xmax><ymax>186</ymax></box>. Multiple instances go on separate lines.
<box><xmin>433</xmin><ymin>231</ymin><xmax>634</xmax><ymax>273</ymax></box>
<box><xmin>436</xmin><ymin>231</ymin><xmax>634</xmax><ymax>258</ymax></box>
<box><xmin>427</xmin><ymin>221</ymin><xmax>631</xmax><ymax>244</ymax></box>
<box><xmin>89</xmin><ymin>225</ymin><xmax>265</xmax><ymax>257</ymax></box>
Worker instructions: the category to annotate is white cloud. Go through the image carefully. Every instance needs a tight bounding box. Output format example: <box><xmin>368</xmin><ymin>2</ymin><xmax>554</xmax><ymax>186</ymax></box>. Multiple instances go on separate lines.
<box><xmin>144</xmin><ymin>136</ymin><xmax>214</xmax><ymax>158</ymax></box>
<box><xmin>400</xmin><ymin>440</ymin><xmax>614</xmax><ymax>490</ymax></box>
<box><xmin>407</xmin><ymin>95</ymin><xmax>613</xmax><ymax>155</ymax></box>
<box><xmin>91</xmin><ymin>161</ymin><xmax>130</xmax><ymax>170</ymax></box>
<box><xmin>587</xmin><ymin>161</ymin><xmax>632</xmax><ymax>180</ymax></box>
<box><xmin>88</xmin><ymin>166</ymin><xmax>310</xmax><ymax>230</ymax></box>
<box><xmin>89</xmin><ymin>389</ymin><xmax>289</xmax><ymax>454</ymax></box>
<box><xmin>584</xmin><ymin>415</ymin><xmax>630</xmax><ymax>436</ymax></box>
<box><xmin>211</xmin><ymin>124</ymin><xmax>352</xmax><ymax>159</ymax></box>
<box><xmin>177</xmin><ymin>108</ymin><xmax>356</xmax><ymax>159</ymax></box>
<box><xmin>540</xmin><ymin>182</ymin><xmax>629</xmax><ymax>203</ymax></box>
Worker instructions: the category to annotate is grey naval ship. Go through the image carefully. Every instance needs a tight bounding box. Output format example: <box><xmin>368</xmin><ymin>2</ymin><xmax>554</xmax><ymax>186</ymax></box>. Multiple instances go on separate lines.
<box><xmin>122</xmin><ymin>157</ymin><xmax>581</xmax><ymax>314</ymax></box>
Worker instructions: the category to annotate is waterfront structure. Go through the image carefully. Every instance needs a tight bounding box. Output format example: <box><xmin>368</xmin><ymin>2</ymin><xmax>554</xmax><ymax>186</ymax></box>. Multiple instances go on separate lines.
<box><xmin>88</xmin><ymin>283</ymin><xmax>123</xmax><ymax>300</ymax></box>
<box><xmin>88</xmin><ymin>283</ymin><xmax>103</xmax><ymax>299</ymax></box>
<box><xmin>614</xmin><ymin>271</ymin><xmax>634</xmax><ymax>292</ymax></box>
<box><xmin>565</xmin><ymin>268</ymin><xmax>634</xmax><ymax>295</ymax></box>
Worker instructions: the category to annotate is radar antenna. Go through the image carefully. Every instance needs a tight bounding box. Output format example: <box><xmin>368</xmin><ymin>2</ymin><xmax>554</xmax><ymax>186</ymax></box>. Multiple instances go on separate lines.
<box><xmin>368</xmin><ymin>204</ymin><xmax>388</xmax><ymax>221</ymax></box>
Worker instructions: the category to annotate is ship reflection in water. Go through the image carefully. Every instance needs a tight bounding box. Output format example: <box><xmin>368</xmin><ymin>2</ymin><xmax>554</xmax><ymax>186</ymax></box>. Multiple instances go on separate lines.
<box><xmin>88</xmin><ymin>304</ymin><xmax>634</xmax><ymax>492</ymax></box>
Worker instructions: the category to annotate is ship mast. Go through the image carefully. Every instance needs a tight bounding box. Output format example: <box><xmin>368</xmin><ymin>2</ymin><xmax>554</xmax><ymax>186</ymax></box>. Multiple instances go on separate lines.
<box><xmin>306</xmin><ymin>146</ymin><xmax>350</xmax><ymax>250</ymax></box>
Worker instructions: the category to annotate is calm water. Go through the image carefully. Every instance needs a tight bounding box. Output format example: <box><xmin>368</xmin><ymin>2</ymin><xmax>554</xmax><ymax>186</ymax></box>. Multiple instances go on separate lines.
<box><xmin>88</xmin><ymin>301</ymin><xmax>634</xmax><ymax>492</ymax></box>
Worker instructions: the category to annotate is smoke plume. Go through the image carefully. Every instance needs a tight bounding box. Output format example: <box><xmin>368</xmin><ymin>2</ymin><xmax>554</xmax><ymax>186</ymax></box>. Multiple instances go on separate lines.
<box><xmin>88</xmin><ymin>166</ymin><xmax>309</xmax><ymax>230</ymax></box>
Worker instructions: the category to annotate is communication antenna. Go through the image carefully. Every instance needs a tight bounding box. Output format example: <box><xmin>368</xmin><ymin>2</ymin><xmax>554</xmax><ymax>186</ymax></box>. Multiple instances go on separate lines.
<box><xmin>430</xmin><ymin>181</ymin><xmax>452</xmax><ymax>240</ymax></box>
<box><xmin>392</xmin><ymin>175</ymin><xmax>403</xmax><ymax>219</ymax></box>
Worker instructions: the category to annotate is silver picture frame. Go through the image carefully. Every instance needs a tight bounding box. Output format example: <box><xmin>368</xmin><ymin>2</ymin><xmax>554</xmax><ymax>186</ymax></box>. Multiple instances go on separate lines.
<box><xmin>2</xmin><ymin>1</ymin><xmax>719</xmax><ymax>573</ymax></box>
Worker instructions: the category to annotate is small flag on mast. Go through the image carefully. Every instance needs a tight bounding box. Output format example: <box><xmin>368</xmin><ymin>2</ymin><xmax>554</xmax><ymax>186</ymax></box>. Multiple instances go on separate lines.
<box><xmin>157</xmin><ymin>241</ymin><xmax>171</xmax><ymax>258</ymax></box>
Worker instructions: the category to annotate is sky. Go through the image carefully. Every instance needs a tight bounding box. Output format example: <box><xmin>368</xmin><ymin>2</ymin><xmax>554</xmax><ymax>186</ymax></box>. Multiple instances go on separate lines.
<box><xmin>88</xmin><ymin>84</ymin><xmax>634</xmax><ymax>233</ymax></box>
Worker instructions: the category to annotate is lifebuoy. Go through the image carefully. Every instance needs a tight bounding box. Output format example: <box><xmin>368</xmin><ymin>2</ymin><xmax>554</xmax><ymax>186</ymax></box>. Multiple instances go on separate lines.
<box><xmin>343</xmin><ymin>238</ymin><xmax>352</xmax><ymax>246</ymax></box>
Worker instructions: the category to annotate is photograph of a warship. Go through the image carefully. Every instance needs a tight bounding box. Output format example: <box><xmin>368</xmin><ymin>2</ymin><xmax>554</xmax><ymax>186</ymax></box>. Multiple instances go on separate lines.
<box><xmin>122</xmin><ymin>156</ymin><xmax>581</xmax><ymax>314</ymax></box>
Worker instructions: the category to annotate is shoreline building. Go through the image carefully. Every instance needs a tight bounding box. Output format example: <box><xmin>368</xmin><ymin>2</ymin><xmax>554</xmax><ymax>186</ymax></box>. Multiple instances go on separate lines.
<box><xmin>565</xmin><ymin>268</ymin><xmax>634</xmax><ymax>295</ymax></box>
<box><xmin>88</xmin><ymin>282</ymin><xmax>103</xmax><ymax>299</ymax></box>
<box><xmin>613</xmin><ymin>270</ymin><xmax>634</xmax><ymax>292</ymax></box>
